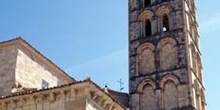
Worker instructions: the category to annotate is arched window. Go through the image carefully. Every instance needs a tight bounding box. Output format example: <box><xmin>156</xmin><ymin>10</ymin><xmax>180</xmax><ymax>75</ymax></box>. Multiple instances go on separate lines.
<box><xmin>162</xmin><ymin>14</ymin><xmax>169</xmax><ymax>32</ymax></box>
<box><xmin>161</xmin><ymin>43</ymin><xmax>177</xmax><ymax>69</ymax></box>
<box><xmin>139</xmin><ymin>84</ymin><xmax>157</xmax><ymax>110</ymax></box>
<box><xmin>144</xmin><ymin>0</ymin><xmax>151</xmax><ymax>7</ymax></box>
<box><xmin>160</xmin><ymin>75</ymin><xmax>180</xmax><ymax>109</ymax></box>
<box><xmin>201</xmin><ymin>90</ymin><xmax>206</xmax><ymax>110</ymax></box>
<box><xmin>164</xmin><ymin>80</ymin><xmax>178</xmax><ymax>110</ymax></box>
<box><xmin>190</xmin><ymin>45</ymin><xmax>197</xmax><ymax>74</ymax></box>
<box><xmin>145</xmin><ymin>19</ymin><xmax>152</xmax><ymax>36</ymax></box>
<box><xmin>138</xmin><ymin>79</ymin><xmax>157</xmax><ymax>110</ymax></box>
<box><xmin>139</xmin><ymin>48</ymin><xmax>155</xmax><ymax>74</ymax></box>
<box><xmin>138</xmin><ymin>43</ymin><xmax>155</xmax><ymax>74</ymax></box>
<box><xmin>197</xmin><ymin>53</ymin><xmax>202</xmax><ymax>81</ymax></box>
<box><xmin>194</xmin><ymin>80</ymin><xmax>201</xmax><ymax>110</ymax></box>
<box><xmin>157</xmin><ymin>38</ymin><xmax>178</xmax><ymax>70</ymax></box>
<box><xmin>140</xmin><ymin>84</ymin><xmax>156</xmax><ymax>110</ymax></box>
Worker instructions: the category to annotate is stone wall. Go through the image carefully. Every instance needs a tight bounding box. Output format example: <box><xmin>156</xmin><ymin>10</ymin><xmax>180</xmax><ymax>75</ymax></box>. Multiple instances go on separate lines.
<box><xmin>0</xmin><ymin>38</ymin><xmax>74</xmax><ymax>97</ymax></box>
<box><xmin>128</xmin><ymin>0</ymin><xmax>206</xmax><ymax>109</ymax></box>
<box><xmin>185</xmin><ymin>0</ymin><xmax>206</xmax><ymax>109</ymax></box>
<box><xmin>0</xmin><ymin>45</ymin><xmax>18</xmax><ymax>96</ymax></box>
<box><xmin>15</xmin><ymin>46</ymin><xmax>67</xmax><ymax>89</ymax></box>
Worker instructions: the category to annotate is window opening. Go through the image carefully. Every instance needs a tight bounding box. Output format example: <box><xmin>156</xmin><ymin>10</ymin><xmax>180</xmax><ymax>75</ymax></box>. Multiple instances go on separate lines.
<box><xmin>145</xmin><ymin>19</ymin><xmax>152</xmax><ymax>36</ymax></box>
<box><xmin>144</xmin><ymin>0</ymin><xmax>151</xmax><ymax>7</ymax></box>
<box><xmin>42</xmin><ymin>79</ymin><xmax>49</xmax><ymax>89</ymax></box>
<box><xmin>162</xmin><ymin>14</ymin><xmax>170</xmax><ymax>32</ymax></box>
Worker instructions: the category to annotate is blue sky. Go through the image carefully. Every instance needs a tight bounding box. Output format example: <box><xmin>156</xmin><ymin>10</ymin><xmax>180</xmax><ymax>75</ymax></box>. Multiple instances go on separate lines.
<box><xmin>0</xmin><ymin>0</ymin><xmax>219</xmax><ymax>110</ymax></box>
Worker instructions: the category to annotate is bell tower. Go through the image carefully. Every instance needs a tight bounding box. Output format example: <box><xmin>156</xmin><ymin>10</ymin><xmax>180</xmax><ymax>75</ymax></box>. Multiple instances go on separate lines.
<box><xmin>129</xmin><ymin>0</ymin><xmax>206</xmax><ymax>110</ymax></box>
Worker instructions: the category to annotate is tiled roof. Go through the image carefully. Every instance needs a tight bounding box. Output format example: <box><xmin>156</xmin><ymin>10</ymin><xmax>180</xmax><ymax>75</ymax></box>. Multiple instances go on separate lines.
<box><xmin>0</xmin><ymin>81</ymin><xmax>76</xmax><ymax>99</ymax></box>
<box><xmin>106</xmin><ymin>88</ymin><xmax>129</xmax><ymax>108</ymax></box>
<box><xmin>85</xmin><ymin>79</ymin><xmax>129</xmax><ymax>110</ymax></box>
<box><xmin>107</xmin><ymin>88</ymin><xmax>129</xmax><ymax>96</ymax></box>
<box><xmin>0</xmin><ymin>78</ymin><xmax>127</xmax><ymax>109</ymax></box>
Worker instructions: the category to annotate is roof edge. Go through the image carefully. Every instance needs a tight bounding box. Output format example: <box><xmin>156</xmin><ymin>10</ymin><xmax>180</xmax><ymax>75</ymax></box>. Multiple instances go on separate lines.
<box><xmin>0</xmin><ymin>37</ymin><xmax>76</xmax><ymax>82</ymax></box>
<box><xmin>0</xmin><ymin>78</ymin><xmax>127</xmax><ymax>110</ymax></box>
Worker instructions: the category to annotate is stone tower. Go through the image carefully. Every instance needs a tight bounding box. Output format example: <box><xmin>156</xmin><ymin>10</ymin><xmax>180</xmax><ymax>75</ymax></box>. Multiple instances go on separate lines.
<box><xmin>129</xmin><ymin>0</ymin><xmax>206</xmax><ymax>110</ymax></box>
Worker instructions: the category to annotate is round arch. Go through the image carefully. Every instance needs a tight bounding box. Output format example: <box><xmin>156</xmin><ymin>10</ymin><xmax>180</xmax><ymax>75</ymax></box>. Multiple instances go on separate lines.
<box><xmin>139</xmin><ymin>10</ymin><xmax>154</xmax><ymax>21</ymax></box>
<box><xmin>137</xmin><ymin>42</ymin><xmax>155</xmax><ymax>54</ymax></box>
<box><xmin>157</xmin><ymin>37</ymin><xmax>177</xmax><ymax>49</ymax></box>
<box><xmin>156</xmin><ymin>5</ymin><xmax>170</xmax><ymax>16</ymax></box>
<box><xmin>159</xmin><ymin>74</ymin><xmax>179</xmax><ymax>88</ymax></box>
<box><xmin>137</xmin><ymin>78</ymin><xmax>156</xmax><ymax>92</ymax></box>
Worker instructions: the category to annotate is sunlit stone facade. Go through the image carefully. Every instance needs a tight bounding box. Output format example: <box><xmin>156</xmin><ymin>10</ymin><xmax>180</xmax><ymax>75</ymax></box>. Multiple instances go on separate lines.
<box><xmin>129</xmin><ymin>0</ymin><xmax>206</xmax><ymax>110</ymax></box>
<box><xmin>0</xmin><ymin>38</ymin><xmax>127</xmax><ymax>110</ymax></box>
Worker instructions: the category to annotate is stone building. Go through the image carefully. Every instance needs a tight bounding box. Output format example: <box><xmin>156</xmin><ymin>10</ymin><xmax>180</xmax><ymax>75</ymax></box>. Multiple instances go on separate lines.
<box><xmin>0</xmin><ymin>0</ymin><xmax>206</xmax><ymax>110</ymax></box>
<box><xmin>0</xmin><ymin>38</ymin><xmax>128</xmax><ymax>110</ymax></box>
<box><xmin>0</xmin><ymin>38</ymin><xmax>74</xmax><ymax>97</ymax></box>
<box><xmin>129</xmin><ymin>0</ymin><xmax>206</xmax><ymax>110</ymax></box>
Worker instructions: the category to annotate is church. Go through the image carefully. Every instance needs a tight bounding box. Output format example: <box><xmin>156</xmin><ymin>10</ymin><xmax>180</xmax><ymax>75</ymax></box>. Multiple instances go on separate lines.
<box><xmin>0</xmin><ymin>0</ymin><xmax>206</xmax><ymax>110</ymax></box>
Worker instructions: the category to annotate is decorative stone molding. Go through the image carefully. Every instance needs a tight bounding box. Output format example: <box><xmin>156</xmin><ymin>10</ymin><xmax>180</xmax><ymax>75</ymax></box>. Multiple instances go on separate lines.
<box><xmin>157</xmin><ymin>37</ymin><xmax>177</xmax><ymax>49</ymax></box>
<box><xmin>137</xmin><ymin>42</ymin><xmax>155</xmax><ymax>53</ymax></box>
<box><xmin>139</xmin><ymin>10</ymin><xmax>154</xmax><ymax>21</ymax></box>
<box><xmin>0</xmin><ymin>80</ymin><xmax>126</xmax><ymax>110</ymax></box>
<box><xmin>156</xmin><ymin>5</ymin><xmax>170</xmax><ymax>16</ymax></box>
<box><xmin>137</xmin><ymin>79</ymin><xmax>156</xmax><ymax>92</ymax></box>
<box><xmin>159</xmin><ymin>74</ymin><xmax>180</xmax><ymax>88</ymax></box>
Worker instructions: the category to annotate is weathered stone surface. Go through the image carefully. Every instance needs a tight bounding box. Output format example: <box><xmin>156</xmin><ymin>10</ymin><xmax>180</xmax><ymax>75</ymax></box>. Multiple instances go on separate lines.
<box><xmin>0</xmin><ymin>39</ymin><xmax>74</xmax><ymax>97</ymax></box>
<box><xmin>129</xmin><ymin>0</ymin><xmax>206</xmax><ymax>110</ymax></box>
<box><xmin>0</xmin><ymin>81</ymin><xmax>126</xmax><ymax>110</ymax></box>
<box><xmin>0</xmin><ymin>45</ymin><xmax>17</xmax><ymax>96</ymax></box>
<box><xmin>15</xmin><ymin>48</ymin><xmax>66</xmax><ymax>89</ymax></box>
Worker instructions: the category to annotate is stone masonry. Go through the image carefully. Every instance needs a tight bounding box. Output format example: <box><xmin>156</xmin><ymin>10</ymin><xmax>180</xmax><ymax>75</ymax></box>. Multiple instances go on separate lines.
<box><xmin>0</xmin><ymin>38</ymin><xmax>74</xmax><ymax>97</ymax></box>
<box><xmin>129</xmin><ymin>0</ymin><xmax>206</xmax><ymax>110</ymax></box>
<box><xmin>0</xmin><ymin>80</ymin><xmax>126</xmax><ymax>110</ymax></box>
<box><xmin>0</xmin><ymin>44</ymin><xmax>18</xmax><ymax>96</ymax></box>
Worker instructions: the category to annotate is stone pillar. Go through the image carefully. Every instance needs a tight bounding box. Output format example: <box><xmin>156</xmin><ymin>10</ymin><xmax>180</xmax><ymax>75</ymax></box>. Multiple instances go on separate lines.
<box><xmin>156</xmin><ymin>89</ymin><xmax>162</xmax><ymax>110</ymax></box>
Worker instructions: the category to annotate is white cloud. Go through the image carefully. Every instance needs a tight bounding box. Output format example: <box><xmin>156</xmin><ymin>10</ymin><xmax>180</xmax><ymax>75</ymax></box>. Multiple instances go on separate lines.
<box><xmin>67</xmin><ymin>49</ymin><xmax>128</xmax><ymax>70</ymax></box>
<box><xmin>199</xmin><ymin>14</ymin><xmax>220</xmax><ymax>34</ymax></box>
<box><xmin>66</xmin><ymin>49</ymin><xmax>129</xmax><ymax>92</ymax></box>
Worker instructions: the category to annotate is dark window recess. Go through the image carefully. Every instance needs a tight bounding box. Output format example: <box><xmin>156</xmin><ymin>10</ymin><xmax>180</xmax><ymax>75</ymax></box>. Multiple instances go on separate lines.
<box><xmin>144</xmin><ymin>0</ymin><xmax>151</xmax><ymax>7</ymax></box>
<box><xmin>162</xmin><ymin>14</ymin><xmax>169</xmax><ymax>32</ymax></box>
<box><xmin>145</xmin><ymin>20</ymin><xmax>152</xmax><ymax>36</ymax></box>
<box><xmin>42</xmin><ymin>79</ymin><xmax>49</xmax><ymax>89</ymax></box>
